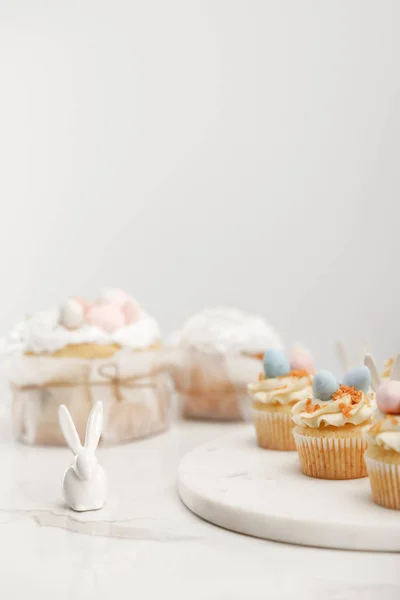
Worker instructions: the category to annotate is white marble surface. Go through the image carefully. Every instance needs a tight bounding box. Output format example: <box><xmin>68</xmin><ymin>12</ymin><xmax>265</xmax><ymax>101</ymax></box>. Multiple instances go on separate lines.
<box><xmin>0</xmin><ymin>412</ymin><xmax>399</xmax><ymax>599</ymax></box>
<box><xmin>179</xmin><ymin>427</ymin><xmax>400</xmax><ymax>551</ymax></box>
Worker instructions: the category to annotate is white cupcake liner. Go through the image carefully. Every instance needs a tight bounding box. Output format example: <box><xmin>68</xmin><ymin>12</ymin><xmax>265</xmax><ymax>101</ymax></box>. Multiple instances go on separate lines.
<box><xmin>293</xmin><ymin>429</ymin><xmax>367</xmax><ymax>479</ymax></box>
<box><xmin>365</xmin><ymin>454</ymin><xmax>400</xmax><ymax>509</ymax></box>
<box><xmin>251</xmin><ymin>407</ymin><xmax>292</xmax><ymax>422</ymax></box>
<box><xmin>252</xmin><ymin>406</ymin><xmax>295</xmax><ymax>450</ymax></box>
<box><xmin>293</xmin><ymin>432</ymin><xmax>366</xmax><ymax>450</ymax></box>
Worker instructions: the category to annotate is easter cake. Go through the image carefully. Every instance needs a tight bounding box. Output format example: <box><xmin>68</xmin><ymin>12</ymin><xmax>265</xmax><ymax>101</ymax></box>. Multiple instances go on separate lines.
<box><xmin>364</xmin><ymin>353</ymin><xmax>400</xmax><ymax>509</ymax></box>
<box><xmin>3</xmin><ymin>289</ymin><xmax>171</xmax><ymax>445</ymax></box>
<box><xmin>292</xmin><ymin>366</ymin><xmax>374</xmax><ymax>479</ymax></box>
<box><xmin>168</xmin><ymin>307</ymin><xmax>283</xmax><ymax>420</ymax></box>
<box><xmin>248</xmin><ymin>346</ymin><xmax>314</xmax><ymax>450</ymax></box>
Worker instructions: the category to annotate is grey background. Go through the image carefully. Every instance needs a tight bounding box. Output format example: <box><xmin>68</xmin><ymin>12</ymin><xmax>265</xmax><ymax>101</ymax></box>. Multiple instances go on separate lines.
<box><xmin>0</xmin><ymin>0</ymin><xmax>398</xmax><ymax>372</ymax></box>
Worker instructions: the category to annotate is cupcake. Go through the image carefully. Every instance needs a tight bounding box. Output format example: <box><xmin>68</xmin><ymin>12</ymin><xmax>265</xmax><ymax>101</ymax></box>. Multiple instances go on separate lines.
<box><xmin>3</xmin><ymin>289</ymin><xmax>171</xmax><ymax>445</ymax></box>
<box><xmin>248</xmin><ymin>346</ymin><xmax>314</xmax><ymax>450</ymax></box>
<box><xmin>168</xmin><ymin>307</ymin><xmax>283</xmax><ymax>420</ymax></box>
<box><xmin>292</xmin><ymin>366</ymin><xmax>374</xmax><ymax>479</ymax></box>
<box><xmin>364</xmin><ymin>353</ymin><xmax>400</xmax><ymax>509</ymax></box>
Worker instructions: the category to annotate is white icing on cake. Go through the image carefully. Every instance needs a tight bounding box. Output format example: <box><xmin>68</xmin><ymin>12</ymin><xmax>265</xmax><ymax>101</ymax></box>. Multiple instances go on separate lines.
<box><xmin>174</xmin><ymin>307</ymin><xmax>283</xmax><ymax>354</ymax></box>
<box><xmin>3</xmin><ymin>307</ymin><xmax>161</xmax><ymax>354</ymax></box>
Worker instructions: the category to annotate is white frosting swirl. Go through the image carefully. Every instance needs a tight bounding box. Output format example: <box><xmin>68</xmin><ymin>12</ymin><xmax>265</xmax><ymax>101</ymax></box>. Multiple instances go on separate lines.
<box><xmin>292</xmin><ymin>388</ymin><xmax>374</xmax><ymax>428</ymax></box>
<box><xmin>366</xmin><ymin>409</ymin><xmax>400</xmax><ymax>453</ymax></box>
<box><xmin>2</xmin><ymin>307</ymin><xmax>160</xmax><ymax>354</ymax></box>
<box><xmin>175</xmin><ymin>307</ymin><xmax>283</xmax><ymax>354</ymax></box>
<box><xmin>248</xmin><ymin>374</ymin><xmax>312</xmax><ymax>405</ymax></box>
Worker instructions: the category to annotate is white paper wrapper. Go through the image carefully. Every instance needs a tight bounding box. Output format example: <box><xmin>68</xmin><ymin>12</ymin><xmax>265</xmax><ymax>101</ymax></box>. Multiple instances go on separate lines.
<box><xmin>167</xmin><ymin>344</ymin><xmax>262</xmax><ymax>421</ymax></box>
<box><xmin>293</xmin><ymin>429</ymin><xmax>367</xmax><ymax>479</ymax></box>
<box><xmin>365</xmin><ymin>454</ymin><xmax>400</xmax><ymax>509</ymax></box>
<box><xmin>252</xmin><ymin>407</ymin><xmax>295</xmax><ymax>450</ymax></box>
<box><xmin>5</xmin><ymin>348</ymin><xmax>172</xmax><ymax>446</ymax></box>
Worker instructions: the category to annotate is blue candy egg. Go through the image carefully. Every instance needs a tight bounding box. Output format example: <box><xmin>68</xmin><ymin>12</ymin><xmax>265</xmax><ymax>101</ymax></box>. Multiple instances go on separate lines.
<box><xmin>342</xmin><ymin>366</ymin><xmax>371</xmax><ymax>393</ymax></box>
<box><xmin>263</xmin><ymin>349</ymin><xmax>290</xmax><ymax>378</ymax></box>
<box><xmin>312</xmin><ymin>370</ymin><xmax>340</xmax><ymax>401</ymax></box>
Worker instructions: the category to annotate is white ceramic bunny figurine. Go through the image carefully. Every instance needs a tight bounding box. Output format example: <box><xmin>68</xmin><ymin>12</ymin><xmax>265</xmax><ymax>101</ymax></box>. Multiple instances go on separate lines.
<box><xmin>58</xmin><ymin>401</ymin><xmax>107</xmax><ymax>512</ymax></box>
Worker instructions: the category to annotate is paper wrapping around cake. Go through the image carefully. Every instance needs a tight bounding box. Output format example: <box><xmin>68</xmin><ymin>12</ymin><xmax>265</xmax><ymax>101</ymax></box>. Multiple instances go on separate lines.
<box><xmin>167</xmin><ymin>345</ymin><xmax>262</xmax><ymax>421</ymax></box>
<box><xmin>6</xmin><ymin>349</ymin><xmax>172</xmax><ymax>445</ymax></box>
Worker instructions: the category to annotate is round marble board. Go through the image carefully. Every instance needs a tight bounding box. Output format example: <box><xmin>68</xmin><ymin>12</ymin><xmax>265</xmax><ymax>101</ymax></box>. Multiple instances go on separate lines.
<box><xmin>178</xmin><ymin>426</ymin><xmax>400</xmax><ymax>552</ymax></box>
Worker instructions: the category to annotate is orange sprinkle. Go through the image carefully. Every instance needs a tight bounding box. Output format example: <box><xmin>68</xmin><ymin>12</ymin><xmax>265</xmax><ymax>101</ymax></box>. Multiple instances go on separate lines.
<box><xmin>258</xmin><ymin>372</ymin><xmax>264</xmax><ymax>381</ymax></box>
<box><xmin>390</xmin><ymin>417</ymin><xmax>399</xmax><ymax>425</ymax></box>
<box><xmin>333</xmin><ymin>384</ymin><xmax>362</xmax><ymax>405</ymax></box>
<box><xmin>304</xmin><ymin>400</ymin><xmax>323</xmax><ymax>414</ymax></box>
<box><xmin>278</xmin><ymin>369</ymin><xmax>310</xmax><ymax>379</ymax></box>
<box><xmin>338</xmin><ymin>402</ymin><xmax>352</xmax><ymax>418</ymax></box>
<box><xmin>305</xmin><ymin>398</ymin><xmax>314</xmax><ymax>413</ymax></box>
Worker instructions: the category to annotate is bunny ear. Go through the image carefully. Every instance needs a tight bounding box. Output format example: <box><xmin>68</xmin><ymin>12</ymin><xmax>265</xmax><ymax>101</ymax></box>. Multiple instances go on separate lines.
<box><xmin>364</xmin><ymin>354</ymin><xmax>381</xmax><ymax>392</ymax></box>
<box><xmin>360</xmin><ymin>338</ymin><xmax>371</xmax><ymax>364</ymax></box>
<box><xmin>85</xmin><ymin>402</ymin><xmax>103</xmax><ymax>452</ymax></box>
<box><xmin>335</xmin><ymin>341</ymin><xmax>350</xmax><ymax>372</ymax></box>
<box><xmin>391</xmin><ymin>354</ymin><xmax>400</xmax><ymax>381</ymax></box>
<box><xmin>58</xmin><ymin>405</ymin><xmax>82</xmax><ymax>455</ymax></box>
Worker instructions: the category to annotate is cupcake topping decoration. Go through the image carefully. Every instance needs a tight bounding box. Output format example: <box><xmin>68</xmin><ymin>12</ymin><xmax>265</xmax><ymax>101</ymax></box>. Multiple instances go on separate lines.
<box><xmin>261</xmin><ymin>346</ymin><xmax>314</xmax><ymax>380</ymax></box>
<box><xmin>289</xmin><ymin>345</ymin><xmax>314</xmax><ymax>372</ymax></box>
<box><xmin>86</xmin><ymin>303</ymin><xmax>126</xmax><ymax>333</ymax></box>
<box><xmin>342</xmin><ymin>365</ymin><xmax>371</xmax><ymax>393</ymax></box>
<box><xmin>365</xmin><ymin>353</ymin><xmax>400</xmax><ymax>415</ymax></box>
<box><xmin>249</xmin><ymin>348</ymin><xmax>313</xmax><ymax>407</ymax></box>
<box><xmin>312</xmin><ymin>366</ymin><xmax>371</xmax><ymax>404</ymax></box>
<box><xmin>312</xmin><ymin>370</ymin><xmax>340</xmax><ymax>401</ymax></box>
<box><xmin>59</xmin><ymin>289</ymin><xmax>142</xmax><ymax>334</ymax></box>
<box><xmin>364</xmin><ymin>354</ymin><xmax>381</xmax><ymax>393</ymax></box>
<box><xmin>59</xmin><ymin>299</ymin><xmax>87</xmax><ymax>330</ymax></box>
<box><xmin>2</xmin><ymin>290</ymin><xmax>159</xmax><ymax>356</ymax></box>
<box><xmin>292</xmin><ymin>366</ymin><xmax>374</xmax><ymax>428</ymax></box>
<box><xmin>263</xmin><ymin>349</ymin><xmax>290</xmax><ymax>378</ymax></box>
<box><xmin>376</xmin><ymin>380</ymin><xmax>400</xmax><ymax>415</ymax></box>
<box><xmin>364</xmin><ymin>355</ymin><xmax>400</xmax><ymax>462</ymax></box>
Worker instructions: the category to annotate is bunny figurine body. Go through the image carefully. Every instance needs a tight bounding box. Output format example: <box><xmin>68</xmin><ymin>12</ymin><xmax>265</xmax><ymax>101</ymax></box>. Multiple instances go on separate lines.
<box><xmin>58</xmin><ymin>401</ymin><xmax>107</xmax><ymax>512</ymax></box>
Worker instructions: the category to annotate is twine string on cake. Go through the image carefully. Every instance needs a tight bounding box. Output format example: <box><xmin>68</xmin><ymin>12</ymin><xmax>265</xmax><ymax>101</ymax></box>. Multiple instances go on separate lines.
<box><xmin>13</xmin><ymin>362</ymin><xmax>163</xmax><ymax>396</ymax></box>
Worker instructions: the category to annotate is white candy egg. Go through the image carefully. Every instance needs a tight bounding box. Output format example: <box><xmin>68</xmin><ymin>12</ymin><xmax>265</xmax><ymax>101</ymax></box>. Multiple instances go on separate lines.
<box><xmin>59</xmin><ymin>299</ymin><xmax>85</xmax><ymax>330</ymax></box>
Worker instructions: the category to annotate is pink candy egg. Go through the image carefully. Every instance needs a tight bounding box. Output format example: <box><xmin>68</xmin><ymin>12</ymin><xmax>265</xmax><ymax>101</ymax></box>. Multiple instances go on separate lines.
<box><xmin>86</xmin><ymin>303</ymin><xmax>125</xmax><ymax>333</ymax></box>
<box><xmin>376</xmin><ymin>380</ymin><xmax>400</xmax><ymax>415</ymax></box>
<box><xmin>289</xmin><ymin>346</ymin><xmax>314</xmax><ymax>372</ymax></box>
